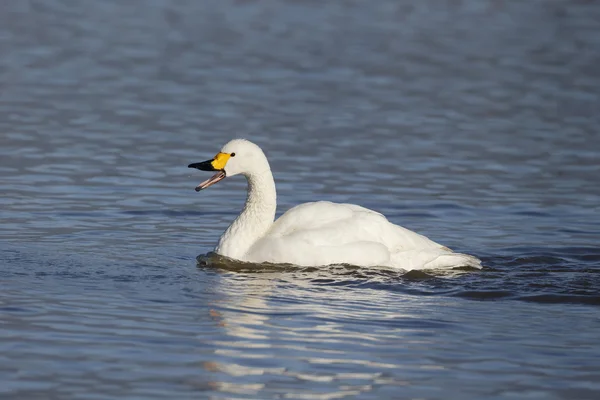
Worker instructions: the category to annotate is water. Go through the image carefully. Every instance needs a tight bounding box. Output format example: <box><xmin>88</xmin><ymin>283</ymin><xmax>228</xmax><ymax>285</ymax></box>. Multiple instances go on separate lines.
<box><xmin>1</xmin><ymin>0</ymin><xmax>600</xmax><ymax>398</ymax></box>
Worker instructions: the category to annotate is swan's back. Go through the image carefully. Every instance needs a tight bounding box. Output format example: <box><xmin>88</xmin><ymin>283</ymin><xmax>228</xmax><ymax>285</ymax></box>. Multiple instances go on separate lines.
<box><xmin>245</xmin><ymin>201</ymin><xmax>481</xmax><ymax>270</ymax></box>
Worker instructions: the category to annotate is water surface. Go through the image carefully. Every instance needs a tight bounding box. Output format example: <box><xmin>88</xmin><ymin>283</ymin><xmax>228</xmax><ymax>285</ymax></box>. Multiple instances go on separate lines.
<box><xmin>1</xmin><ymin>0</ymin><xmax>600</xmax><ymax>399</ymax></box>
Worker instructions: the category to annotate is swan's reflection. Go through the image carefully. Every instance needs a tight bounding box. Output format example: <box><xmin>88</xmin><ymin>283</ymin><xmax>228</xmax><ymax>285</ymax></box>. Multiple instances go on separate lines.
<box><xmin>194</xmin><ymin>253</ymin><xmax>433</xmax><ymax>398</ymax></box>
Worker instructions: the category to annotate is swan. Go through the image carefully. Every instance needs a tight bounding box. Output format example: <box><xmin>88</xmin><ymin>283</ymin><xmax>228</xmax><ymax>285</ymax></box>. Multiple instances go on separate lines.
<box><xmin>188</xmin><ymin>139</ymin><xmax>481</xmax><ymax>270</ymax></box>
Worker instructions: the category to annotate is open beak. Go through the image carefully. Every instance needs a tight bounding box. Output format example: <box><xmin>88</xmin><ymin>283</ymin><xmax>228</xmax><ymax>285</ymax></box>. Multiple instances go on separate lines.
<box><xmin>188</xmin><ymin>160</ymin><xmax>226</xmax><ymax>191</ymax></box>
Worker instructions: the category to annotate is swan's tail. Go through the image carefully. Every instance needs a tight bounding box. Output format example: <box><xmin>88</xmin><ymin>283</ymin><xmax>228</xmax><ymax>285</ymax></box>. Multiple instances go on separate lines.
<box><xmin>388</xmin><ymin>247</ymin><xmax>483</xmax><ymax>270</ymax></box>
<box><xmin>423</xmin><ymin>252</ymin><xmax>482</xmax><ymax>270</ymax></box>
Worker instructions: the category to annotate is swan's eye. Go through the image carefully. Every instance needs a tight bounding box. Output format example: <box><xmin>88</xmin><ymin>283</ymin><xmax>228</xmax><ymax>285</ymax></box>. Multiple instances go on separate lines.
<box><xmin>230</xmin><ymin>152</ymin><xmax>236</xmax><ymax>157</ymax></box>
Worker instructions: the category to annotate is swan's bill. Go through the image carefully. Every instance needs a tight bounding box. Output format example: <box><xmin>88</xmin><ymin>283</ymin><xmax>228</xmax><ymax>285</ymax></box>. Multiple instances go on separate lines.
<box><xmin>188</xmin><ymin>152</ymin><xmax>232</xmax><ymax>191</ymax></box>
<box><xmin>188</xmin><ymin>152</ymin><xmax>231</xmax><ymax>171</ymax></box>
<box><xmin>188</xmin><ymin>159</ymin><xmax>216</xmax><ymax>171</ymax></box>
<box><xmin>194</xmin><ymin>171</ymin><xmax>226</xmax><ymax>191</ymax></box>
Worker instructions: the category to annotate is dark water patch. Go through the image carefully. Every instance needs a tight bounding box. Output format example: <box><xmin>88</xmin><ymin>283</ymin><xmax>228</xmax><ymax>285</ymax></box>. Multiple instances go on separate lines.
<box><xmin>517</xmin><ymin>294</ymin><xmax>600</xmax><ymax>306</ymax></box>
<box><xmin>512</xmin><ymin>210</ymin><xmax>553</xmax><ymax>217</ymax></box>
<box><xmin>392</xmin><ymin>212</ymin><xmax>437</xmax><ymax>219</ymax></box>
<box><xmin>499</xmin><ymin>255</ymin><xmax>567</xmax><ymax>267</ymax></box>
<box><xmin>0</xmin><ymin>306</ymin><xmax>36</xmax><ymax>314</ymax></box>
<box><xmin>557</xmin><ymin>227</ymin><xmax>600</xmax><ymax>236</ymax></box>
<box><xmin>493</xmin><ymin>246</ymin><xmax>600</xmax><ymax>263</ymax></box>
<box><xmin>451</xmin><ymin>290</ymin><xmax>515</xmax><ymax>300</ymax></box>
<box><xmin>430</xmin><ymin>203</ymin><xmax>472</xmax><ymax>210</ymax></box>
<box><xmin>400</xmin><ymin>269</ymin><xmax>435</xmax><ymax>280</ymax></box>
<box><xmin>314</xmin><ymin>314</ymin><xmax>454</xmax><ymax>330</ymax></box>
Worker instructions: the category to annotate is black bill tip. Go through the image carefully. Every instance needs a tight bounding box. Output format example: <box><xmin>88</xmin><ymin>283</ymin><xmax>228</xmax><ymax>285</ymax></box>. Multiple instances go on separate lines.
<box><xmin>188</xmin><ymin>160</ymin><xmax>216</xmax><ymax>171</ymax></box>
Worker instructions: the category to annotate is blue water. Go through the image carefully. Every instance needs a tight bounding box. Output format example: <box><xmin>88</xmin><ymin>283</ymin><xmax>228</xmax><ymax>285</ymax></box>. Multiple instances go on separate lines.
<box><xmin>1</xmin><ymin>0</ymin><xmax>600</xmax><ymax>399</ymax></box>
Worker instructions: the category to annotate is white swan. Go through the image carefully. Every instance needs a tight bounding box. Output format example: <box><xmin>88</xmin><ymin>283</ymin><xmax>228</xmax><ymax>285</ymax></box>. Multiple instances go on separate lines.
<box><xmin>188</xmin><ymin>139</ymin><xmax>481</xmax><ymax>270</ymax></box>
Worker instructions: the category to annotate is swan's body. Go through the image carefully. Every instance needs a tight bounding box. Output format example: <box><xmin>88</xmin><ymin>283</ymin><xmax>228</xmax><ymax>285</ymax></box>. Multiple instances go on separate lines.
<box><xmin>189</xmin><ymin>139</ymin><xmax>481</xmax><ymax>271</ymax></box>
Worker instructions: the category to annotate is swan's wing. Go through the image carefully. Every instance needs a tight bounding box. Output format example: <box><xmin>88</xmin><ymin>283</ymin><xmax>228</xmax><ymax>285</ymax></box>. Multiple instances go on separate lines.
<box><xmin>268</xmin><ymin>201</ymin><xmax>378</xmax><ymax>236</ymax></box>
<box><xmin>269</xmin><ymin>201</ymin><xmax>440</xmax><ymax>250</ymax></box>
<box><xmin>388</xmin><ymin>248</ymin><xmax>482</xmax><ymax>270</ymax></box>
<box><xmin>248</xmin><ymin>201</ymin><xmax>481</xmax><ymax>270</ymax></box>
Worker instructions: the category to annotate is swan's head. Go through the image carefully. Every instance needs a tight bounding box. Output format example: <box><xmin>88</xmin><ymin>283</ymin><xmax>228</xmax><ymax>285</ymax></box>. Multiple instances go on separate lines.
<box><xmin>188</xmin><ymin>139</ymin><xmax>270</xmax><ymax>191</ymax></box>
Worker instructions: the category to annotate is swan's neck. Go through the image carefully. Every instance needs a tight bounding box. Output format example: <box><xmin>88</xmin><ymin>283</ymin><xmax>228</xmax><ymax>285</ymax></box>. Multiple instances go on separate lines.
<box><xmin>215</xmin><ymin>170</ymin><xmax>277</xmax><ymax>260</ymax></box>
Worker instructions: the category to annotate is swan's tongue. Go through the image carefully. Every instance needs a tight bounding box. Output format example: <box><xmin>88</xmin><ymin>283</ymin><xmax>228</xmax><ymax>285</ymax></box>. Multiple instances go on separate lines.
<box><xmin>195</xmin><ymin>171</ymin><xmax>226</xmax><ymax>192</ymax></box>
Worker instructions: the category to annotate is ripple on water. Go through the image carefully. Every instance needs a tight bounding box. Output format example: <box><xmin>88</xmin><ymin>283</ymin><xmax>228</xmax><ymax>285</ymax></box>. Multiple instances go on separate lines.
<box><xmin>197</xmin><ymin>250</ymin><xmax>600</xmax><ymax>306</ymax></box>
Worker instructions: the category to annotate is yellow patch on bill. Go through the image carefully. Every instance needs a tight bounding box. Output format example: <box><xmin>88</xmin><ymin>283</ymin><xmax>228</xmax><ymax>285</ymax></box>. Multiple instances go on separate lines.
<box><xmin>211</xmin><ymin>152</ymin><xmax>231</xmax><ymax>170</ymax></box>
